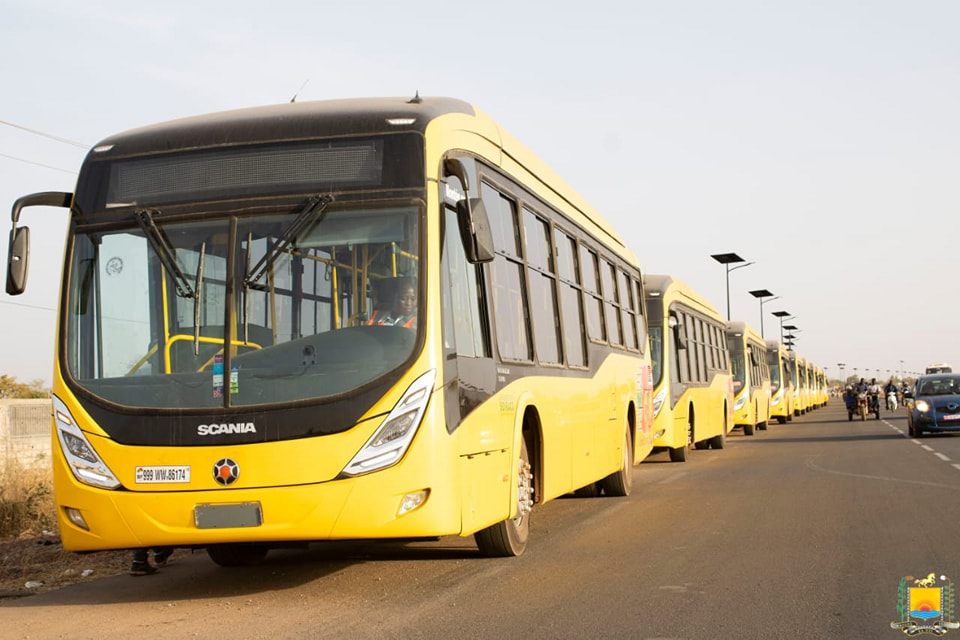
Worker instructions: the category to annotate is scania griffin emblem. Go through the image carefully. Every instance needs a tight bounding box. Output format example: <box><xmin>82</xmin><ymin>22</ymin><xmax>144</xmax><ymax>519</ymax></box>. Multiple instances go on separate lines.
<box><xmin>213</xmin><ymin>458</ymin><xmax>240</xmax><ymax>485</ymax></box>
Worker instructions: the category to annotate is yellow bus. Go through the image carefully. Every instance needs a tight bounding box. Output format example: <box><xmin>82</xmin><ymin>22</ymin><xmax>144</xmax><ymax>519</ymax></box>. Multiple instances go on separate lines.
<box><xmin>765</xmin><ymin>340</ymin><xmax>794</xmax><ymax>424</ymax></box>
<box><xmin>791</xmin><ymin>353</ymin><xmax>809</xmax><ymax>415</ymax></box>
<box><xmin>814</xmin><ymin>365</ymin><xmax>828</xmax><ymax>407</ymax></box>
<box><xmin>5</xmin><ymin>96</ymin><xmax>655</xmax><ymax>562</ymax></box>
<box><xmin>725</xmin><ymin>321</ymin><xmax>771</xmax><ymax>435</ymax></box>
<box><xmin>644</xmin><ymin>274</ymin><xmax>733</xmax><ymax>461</ymax></box>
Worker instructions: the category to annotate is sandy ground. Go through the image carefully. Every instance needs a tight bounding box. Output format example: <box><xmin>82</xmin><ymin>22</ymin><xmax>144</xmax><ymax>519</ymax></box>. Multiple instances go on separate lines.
<box><xmin>0</xmin><ymin>533</ymin><xmax>129</xmax><ymax>599</ymax></box>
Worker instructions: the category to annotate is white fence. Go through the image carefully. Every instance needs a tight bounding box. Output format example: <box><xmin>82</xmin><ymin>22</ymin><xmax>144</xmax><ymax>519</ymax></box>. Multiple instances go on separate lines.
<box><xmin>0</xmin><ymin>399</ymin><xmax>53</xmax><ymax>472</ymax></box>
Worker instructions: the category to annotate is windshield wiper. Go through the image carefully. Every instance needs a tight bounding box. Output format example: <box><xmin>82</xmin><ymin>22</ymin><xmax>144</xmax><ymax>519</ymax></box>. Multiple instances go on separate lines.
<box><xmin>135</xmin><ymin>209</ymin><xmax>196</xmax><ymax>299</ymax></box>
<box><xmin>193</xmin><ymin>241</ymin><xmax>206</xmax><ymax>355</ymax></box>
<box><xmin>244</xmin><ymin>195</ymin><xmax>332</xmax><ymax>288</ymax></box>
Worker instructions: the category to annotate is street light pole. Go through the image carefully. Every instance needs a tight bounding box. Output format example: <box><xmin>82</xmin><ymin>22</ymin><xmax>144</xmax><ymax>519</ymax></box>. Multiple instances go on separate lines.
<box><xmin>772</xmin><ymin>311</ymin><xmax>793</xmax><ymax>343</ymax></box>
<box><xmin>838</xmin><ymin>363</ymin><xmax>846</xmax><ymax>384</ymax></box>
<box><xmin>749</xmin><ymin>289</ymin><xmax>779</xmax><ymax>338</ymax></box>
<box><xmin>711</xmin><ymin>253</ymin><xmax>754</xmax><ymax>320</ymax></box>
<box><xmin>783</xmin><ymin>324</ymin><xmax>798</xmax><ymax>350</ymax></box>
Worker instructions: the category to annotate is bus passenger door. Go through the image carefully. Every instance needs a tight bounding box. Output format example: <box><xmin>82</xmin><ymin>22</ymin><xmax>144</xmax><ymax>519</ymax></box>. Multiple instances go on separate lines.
<box><xmin>441</xmin><ymin>205</ymin><xmax>497</xmax><ymax>433</ymax></box>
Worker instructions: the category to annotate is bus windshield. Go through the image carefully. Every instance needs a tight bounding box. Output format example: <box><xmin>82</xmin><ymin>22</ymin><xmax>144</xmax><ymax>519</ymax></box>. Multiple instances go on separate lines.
<box><xmin>649</xmin><ymin>326</ymin><xmax>663</xmax><ymax>387</ymax></box>
<box><xmin>729</xmin><ymin>352</ymin><xmax>746</xmax><ymax>393</ymax></box>
<box><xmin>65</xmin><ymin>200</ymin><xmax>421</xmax><ymax>409</ymax></box>
<box><xmin>767</xmin><ymin>351</ymin><xmax>781</xmax><ymax>391</ymax></box>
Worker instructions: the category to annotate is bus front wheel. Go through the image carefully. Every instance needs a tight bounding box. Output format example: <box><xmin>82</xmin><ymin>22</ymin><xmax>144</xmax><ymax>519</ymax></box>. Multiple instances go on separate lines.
<box><xmin>206</xmin><ymin>543</ymin><xmax>269</xmax><ymax>567</ymax></box>
<box><xmin>476</xmin><ymin>439</ymin><xmax>533</xmax><ymax>557</ymax></box>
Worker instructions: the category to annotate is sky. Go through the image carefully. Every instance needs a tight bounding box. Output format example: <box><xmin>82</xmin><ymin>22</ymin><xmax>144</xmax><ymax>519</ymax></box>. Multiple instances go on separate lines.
<box><xmin>2</xmin><ymin>0</ymin><xmax>958</xmax><ymax>386</ymax></box>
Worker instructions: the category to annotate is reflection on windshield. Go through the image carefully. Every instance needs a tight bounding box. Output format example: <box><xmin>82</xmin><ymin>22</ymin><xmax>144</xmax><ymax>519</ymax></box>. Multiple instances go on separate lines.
<box><xmin>649</xmin><ymin>326</ymin><xmax>663</xmax><ymax>387</ymax></box>
<box><xmin>65</xmin><ymin>201</ymin><xmax>421</xmax><ymax>409</ymax></box>
<box><xmin>730</xmin><ymin>354</ymin><xmax>746</xmax><ymax>393</ymax></box>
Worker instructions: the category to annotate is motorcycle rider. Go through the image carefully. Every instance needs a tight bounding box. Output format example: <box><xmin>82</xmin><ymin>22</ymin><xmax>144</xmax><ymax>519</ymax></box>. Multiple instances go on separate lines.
<box><xmin>867</xmin><ymin>378</ymin><xmax>882</xmax><ymax>413</ymax></box>
<box><xmin>884</xmin><ymin>379</ymin><xmax>899</xmax><ymax>411</ymax></box>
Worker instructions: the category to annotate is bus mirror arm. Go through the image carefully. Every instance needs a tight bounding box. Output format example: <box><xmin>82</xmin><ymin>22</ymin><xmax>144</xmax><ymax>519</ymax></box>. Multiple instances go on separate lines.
<box><xmin>6</xmin><ymin>191</ymin><xmax>72</xmax><ymax>296</ymax></box>
<box><xmin>456</xmin><ymin>197</ymin><xmax>495</xmax><ymax>264</ymax></box>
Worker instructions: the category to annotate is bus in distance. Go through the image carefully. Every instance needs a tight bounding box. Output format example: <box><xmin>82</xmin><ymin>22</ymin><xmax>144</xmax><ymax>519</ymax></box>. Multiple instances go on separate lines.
<box><xmin>926</xmin><ymin>363</ymin><xmax>953</xmax><ymax>374</ymax></box>
<box><xmin>645</xmin><ymin>274</ymin><xmax>733</xmax><ymax>462</ymax></box>
<box><xmin>765</xmin><ymin>340</ymin><xmax>794</xmax><ymax>424</ymax></box>
<box><xmin>5</xmin><ymin>96</ymin><xmax>655</xmax><ymax>563</ymax></box>
<box><xmin>725</xmin><ymin>321</ymin><xmax>771</xmax><ymax>435</ymax></box>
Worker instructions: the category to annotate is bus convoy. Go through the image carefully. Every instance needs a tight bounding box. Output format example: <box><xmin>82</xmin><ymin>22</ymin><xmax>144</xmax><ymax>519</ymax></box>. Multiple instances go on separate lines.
<box><xmin>5</xmin><ymin>96</ymin><xmax>829</xmax><ymax>564</ymax></box>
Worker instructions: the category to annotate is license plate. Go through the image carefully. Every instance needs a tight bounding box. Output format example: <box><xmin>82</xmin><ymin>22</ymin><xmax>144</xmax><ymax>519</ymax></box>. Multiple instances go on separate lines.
<box><xmin>135</xmin><ymin>465</ymin><xmax>191</xmax><ymax>484</ymax></box>
<box><xmin>194</xmin><ymin>502</ymin><xmax>263</xmax><ymax>529</ymax></box>
<box><xmin>942</xmin><ymin>414</ymin><xmax>960</xmax><ymax>421</ymax></box>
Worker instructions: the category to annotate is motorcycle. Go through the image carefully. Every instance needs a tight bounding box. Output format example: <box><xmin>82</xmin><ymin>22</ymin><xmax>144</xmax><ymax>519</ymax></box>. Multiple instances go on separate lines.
<box><xmin>868</xmin><ymin>391</ymin><xmax>881</xmax><ymax>419</ymax></box>
<box><xmin>846</xmin><ymin>390</ymin><xmax>869</xmax><ymax>421</ymax></box>
<box><xmin>886</xmin><ymin>390</ymin><xmax>899</xmax><ymax>412</ymax></box>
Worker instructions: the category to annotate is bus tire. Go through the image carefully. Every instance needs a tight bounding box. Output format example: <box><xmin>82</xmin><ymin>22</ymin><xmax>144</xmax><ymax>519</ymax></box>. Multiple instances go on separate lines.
<box><xmin>669</xmin><ymin>418</ymin><xmax>693</xmax><ymax>462</ymax></box>
<box><xmin>744</xmin><ymin>423</ymin><xmax>755</xmax><ymax>436</ymax></box>
<box><xmin>206</xmin><ymin>543</ymin><xmax>269</xmax><ymax>567</ymax></box>
<box><xmin>777</xmin><ymin>416</ymin><xmax>787</xmax><ymax>424</ymax></box>
<box><xmin>573</xmin><ymin>483</ymin><xmax>600</xmax><ymax>498</ymax></box>
<box><xmin>475</xmin><ymin>438</ymin><xmax>532</xmax><ymax>557</ymax></box>
<box><xmin>708</xmin><ymin>429</ymin><xmax>726</xmax><ymax>449</ymax></box>
<box><xmin>758</xmin><ymin>421</ymin><xmax>768</xmax><ymax>431</ymax></box>
<box><xmin>599</xmin><ymin>426</ymin><xmax>633</xmax><ymax>497</ymax></box>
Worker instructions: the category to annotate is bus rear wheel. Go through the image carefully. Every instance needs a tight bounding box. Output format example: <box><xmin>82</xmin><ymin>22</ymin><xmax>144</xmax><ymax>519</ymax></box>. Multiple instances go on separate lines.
<box><xmin>475</xmin><ymin>438</ymin><xmax>533</xmax><ymax>557</ymax></box>
<box><xmin>206</xmin><ymin>543</ymin><xmax>269</xmax><ymax>567</ymax></box>
<box><xmin>599</xmin><ymin>425</ymin><xmax>633</xmax><ymax>497</ymax></box>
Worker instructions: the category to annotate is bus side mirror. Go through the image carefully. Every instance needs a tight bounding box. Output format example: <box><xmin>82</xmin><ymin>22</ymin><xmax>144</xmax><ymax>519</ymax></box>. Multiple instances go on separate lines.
<box><xmin>6</xmin><ymin>191</ymin><xmax>72</xmax><ymax>295</ymax></box>
<box><xmin>6</xmin><ymin>225</ymin><xmax>30</xmax><ymax>295</ymax></box>
<box><xmin>456</xmin><ymin>197</ymin><xmax>495</xmax><ymax>264</ymax></box>
<box><xmin>674</xmin><ymin>323</ymin><xmax>688</xmax><ymax>351</ymax></box>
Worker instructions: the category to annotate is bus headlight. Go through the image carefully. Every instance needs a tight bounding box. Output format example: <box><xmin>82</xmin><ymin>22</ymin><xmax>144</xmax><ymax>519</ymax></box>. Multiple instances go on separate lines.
<box><xmin>53</xmin><ymin>397</ymin><xmax>121</xmax><ymax>490</ymax></box>
<box><xmin>771</xmin><ymin>389</ymin><xmax>783</xmax><ymax>406</ymax></box>
<box><xmin>341</xmin><ymin>369</ymin><xmax>436</xmax><ymax>477</ymax></box>
<box><xmin>734</xmin><ymin>393</ymin><xmax>747</xmax><ymax>411</ymax></box>
<box><xmin>652</xmin><ymin>388</ymin><xmax>666</xmax><ymax>418</ymax></box>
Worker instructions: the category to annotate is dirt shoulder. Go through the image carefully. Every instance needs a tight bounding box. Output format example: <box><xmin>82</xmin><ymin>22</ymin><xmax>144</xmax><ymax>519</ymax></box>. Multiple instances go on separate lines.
<box><xmin>0</xmin><ymin>533</ymin><xmax>129</xmax><ymax>599</ymax></box>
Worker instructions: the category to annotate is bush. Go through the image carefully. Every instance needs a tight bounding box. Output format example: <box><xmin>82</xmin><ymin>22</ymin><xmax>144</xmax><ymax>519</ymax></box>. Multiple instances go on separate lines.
<box><xmin>0</xmin><ymin>461</ymin><xmax>56</xmax><ymax>540</ymax></box>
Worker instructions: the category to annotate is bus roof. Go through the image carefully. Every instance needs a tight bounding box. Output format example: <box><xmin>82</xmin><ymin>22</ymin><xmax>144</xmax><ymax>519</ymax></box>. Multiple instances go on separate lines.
<box><xmin>644</xmin><ymin>274</ymin><xmax>723</xmax><ymax>320</ymax></box>
<box><xmin>86</xmin><ymin>95</ymin><xmax>629</xmax><ymax>259</ymax></box>
<box><xmin>725</xmin><ymin>320</ymin><xmax>764</xmax><ymax>345</ymax></box>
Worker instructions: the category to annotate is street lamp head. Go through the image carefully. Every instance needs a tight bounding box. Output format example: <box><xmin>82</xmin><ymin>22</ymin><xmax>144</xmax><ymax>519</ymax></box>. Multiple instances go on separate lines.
<box><xmin>783</xmin><ymin>324</ymin><xmax>798</xmax><ymax>331</ymax></box>
<box><xmin>772</xmin><ymin>310</ymin><xmax>792</xmax><ymax>318</ymax></box>
<box><xmin>712</xmin><ymin>252</ymin><xmax>752</xmax><ymax>320</ymax></box>
<box><xmin>711</xmin><ymin>253</ymin><xmax>745</xmax><ymax>265</ymax></box>
<box><xmin>749</xmin><ymin>289</ymin><xmax>775</xmax><ymax>299</ymax></box>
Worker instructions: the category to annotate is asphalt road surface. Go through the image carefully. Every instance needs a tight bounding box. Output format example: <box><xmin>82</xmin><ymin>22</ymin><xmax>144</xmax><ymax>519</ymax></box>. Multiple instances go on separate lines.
<box><xmin>4</xmin><ymin>399</ymin><xmax>956</xmax><ymax>639</ymax></box>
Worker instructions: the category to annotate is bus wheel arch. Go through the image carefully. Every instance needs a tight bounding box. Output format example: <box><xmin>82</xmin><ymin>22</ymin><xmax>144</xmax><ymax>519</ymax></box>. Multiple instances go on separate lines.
<box><xmin>692</xmin><ymin>403</ymin><xmax>708</xmax><ymax>450</ymax></box>
<box><xmin>599</xmin><ymin>402</ymin><xmax>634</xmax><ymax>497</ymax></box>
<box><xmin>474</xmin><ymin>406</ymin><xmax>538</xmax><ymax>557</ymax></box>
<box><xmin>709</xmin><ymin>405</ymin><xmax>727</xmax><ymax>449</ymax></box>
<box><xmin>669</xmin><ymin>405</ymin><xmax>693</xmax><ymax>462</ymax></box>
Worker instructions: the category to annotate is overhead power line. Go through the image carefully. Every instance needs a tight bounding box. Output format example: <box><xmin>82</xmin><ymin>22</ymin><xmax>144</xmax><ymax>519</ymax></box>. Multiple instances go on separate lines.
<box><xmin>0</xmin><ymin>119</ymin><xmax>89</xmax><ymax>148</ymax></box>
<box><xmin>0</xmin><ymin>299</ymin><xmax>56</xmax><ymax>312</ymax></box>
<box><xmin>0</xmin><ymin>152</ymin><xmax>77</xmax><ymax>174</ymax></box>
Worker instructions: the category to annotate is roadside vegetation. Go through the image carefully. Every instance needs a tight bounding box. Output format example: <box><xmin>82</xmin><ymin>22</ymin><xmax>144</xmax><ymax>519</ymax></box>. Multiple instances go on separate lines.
<box><xmin>0</xmin><ymin>460</ymin><xmax>55</xmax><ymax>540</ymax></box>
<box><xmin>0</xmin><ymin>374</ymin><xmax>50</xmax><ymax>399</ymax></box>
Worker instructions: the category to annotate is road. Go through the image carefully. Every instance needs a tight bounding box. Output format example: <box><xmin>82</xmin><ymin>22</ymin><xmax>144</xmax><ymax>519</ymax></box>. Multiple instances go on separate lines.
<box><xmin>4</xmin><ymin>399</ymin><xmax>957</xmax><ymax>639</ymax></box>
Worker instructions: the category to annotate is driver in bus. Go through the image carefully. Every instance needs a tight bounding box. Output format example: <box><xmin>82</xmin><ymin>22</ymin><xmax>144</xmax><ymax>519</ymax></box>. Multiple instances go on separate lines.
<box><xmin>367</xmin><ymin>277</ymin><xmax>416</xmax><ymax>328</ymax></box>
